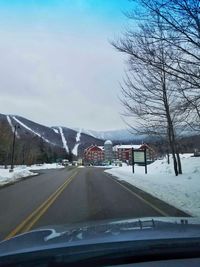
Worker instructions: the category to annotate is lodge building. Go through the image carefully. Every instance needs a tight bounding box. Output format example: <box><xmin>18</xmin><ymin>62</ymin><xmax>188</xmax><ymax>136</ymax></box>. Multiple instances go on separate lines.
<box><xmin>83</xmin><ymin>141</ymin><xmax>155</xmax><ymax>165</ymax></box>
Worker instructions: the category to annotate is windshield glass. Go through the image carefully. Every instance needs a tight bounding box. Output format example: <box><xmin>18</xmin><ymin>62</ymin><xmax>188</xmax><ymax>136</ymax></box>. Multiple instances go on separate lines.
<box><xmin>0</xmin><ymin>0</ymin><xmax>199</xmax><ymax>247</ymax></box>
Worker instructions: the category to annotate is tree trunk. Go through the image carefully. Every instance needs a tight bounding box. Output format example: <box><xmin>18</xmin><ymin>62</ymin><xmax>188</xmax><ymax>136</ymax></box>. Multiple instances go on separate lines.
<box><xmin>172</xmin><ymin>151</ymin><xmax>178</xmax><ymax>176</ymax></box>
<box><xmin>167</xmin><ymin>150</ymin><xmax>170</xmax><ymax>164</ymax></box>
<box><xmin>169</xmin><ymin>137</ymin><xmax>178</xmax><ymax>176</ymax></box>
<box><xmin>168</xmin><ymin>126</ymin><xmax>178</xmax><ymax>176</ymax></box>
<box><xmin>163</xmin><ymin>79</ymin><xmax>179</xmax><ymax>176</ymax></box>
<box><xmin>176</xmin><ymin>152</ymin><xmax>182</xmax><ymax>174</ymax></box>
<box><xmin>169</xmin><ymin>134</ymin><xmax>179</xmax><ymax>176</ymax></box>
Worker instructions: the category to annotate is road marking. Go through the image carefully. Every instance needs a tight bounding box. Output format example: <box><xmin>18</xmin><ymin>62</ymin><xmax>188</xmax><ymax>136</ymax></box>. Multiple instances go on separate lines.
<box><xmin>105</xmin><ymin>173</ymin><xmax>169</xmax><ymax>217</ymax></box>
<box><xmin>5</xmin><ymin>171</ymin><xmax>78</xmax><ymax>240</ymax></box>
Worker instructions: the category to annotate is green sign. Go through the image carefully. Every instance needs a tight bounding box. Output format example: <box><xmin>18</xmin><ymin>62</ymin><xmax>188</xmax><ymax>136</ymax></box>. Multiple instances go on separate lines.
<box><xmin>134</xmin><ymin>151</ymin><xmax>145</xmax><ymax>163</ymax></box>
<box><xmin>132</xmin><ymin>148</ymin><xmax>147</xmax><ymax>174</ymax></box>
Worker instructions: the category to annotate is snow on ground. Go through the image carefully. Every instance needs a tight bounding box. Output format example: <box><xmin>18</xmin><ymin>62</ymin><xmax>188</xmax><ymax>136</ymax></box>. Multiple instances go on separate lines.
<box><xmin>58</xmin><ymin>127</ymin><xmax>69</xmax><ymax>153</ymax></box>
<box><xmin>105</xmin><ymin>154</ymin><xmax>200</xmax><ymax>217</ymax></box>
<box><xmin>0</xmin><ymin>169</ymin><xmax>37</xmax><ymax>186</ymax></box>
<box><xmin>94</xmin><ymin>165</ymin><xmax>120</xmax><ymax>169</ymax></box>
<box><xmin>26</xmin><ymin>163</ymin><xmax>64</xmax><ymax>171</ymax></box>
<box><xmin>0</xmin><ymin>163</ymin><xmax>64</xmax><ymax>186</ymax></box>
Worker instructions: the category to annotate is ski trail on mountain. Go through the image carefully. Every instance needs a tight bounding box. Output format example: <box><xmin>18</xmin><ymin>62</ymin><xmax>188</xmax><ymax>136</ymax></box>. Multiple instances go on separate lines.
<box><xmin>12</xmin><ymin>116</ymin><xmax>54</xmax><ymax>145</ymax></box>
<box><xmin>6</xmin><ymin>115</ymin><xmax>20</xmax><ymax>138</ymax></box>
<box><xmin>58</xmin><ymin>127</ymin><xmax>69</xmax><ymax>153</ymax></box>
<box><xmin>72</xmin><ymin>128</ymin><xmax>82</xmax><ymax>156</ymax></box>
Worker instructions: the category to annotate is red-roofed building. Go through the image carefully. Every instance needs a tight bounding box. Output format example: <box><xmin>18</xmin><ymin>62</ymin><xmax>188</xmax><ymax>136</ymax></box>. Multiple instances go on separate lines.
<box><xmin>83</xmin><ymin>143</ymin><xmax>155</xmax><ymax>166</ymax></box>
<box><xmin>83</xmin><ymin>145</ymin><xmax>104</xmax><ymax>165</ymax></box>
<box><xmin>113</xmin><ymin>144</ymin><xmax>155</xmax><ymax>164</ymax></box>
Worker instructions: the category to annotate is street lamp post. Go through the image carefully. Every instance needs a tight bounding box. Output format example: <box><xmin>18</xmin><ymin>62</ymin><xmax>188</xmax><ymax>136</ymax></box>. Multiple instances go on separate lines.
<box><xmin>10</xmin><ymin>125</ymin><xmax>20</xmax><ymax>172</ymax></box>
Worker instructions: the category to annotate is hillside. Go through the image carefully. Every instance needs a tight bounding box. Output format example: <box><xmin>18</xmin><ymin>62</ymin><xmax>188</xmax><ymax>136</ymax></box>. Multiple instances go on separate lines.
<box><xmin>0</xmin><ymin>113</ymin><xmax>104</xmax><ymax>165</ymax></box>
<box><xmin>0</xmin><ymin>113</ymin><xmax>199</xmax><ymax>166</ymax></box>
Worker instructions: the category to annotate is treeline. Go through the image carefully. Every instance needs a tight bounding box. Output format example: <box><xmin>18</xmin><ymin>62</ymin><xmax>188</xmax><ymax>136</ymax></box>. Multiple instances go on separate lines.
<box><xmin>0</xmin><ymin>120</ymin><xmax>71</xmax><ymax>167</ymax></box>
<box><xmin>113</xmin><ymin>0</ymin><xmax>200</xmax><ymax>175</ymax></box>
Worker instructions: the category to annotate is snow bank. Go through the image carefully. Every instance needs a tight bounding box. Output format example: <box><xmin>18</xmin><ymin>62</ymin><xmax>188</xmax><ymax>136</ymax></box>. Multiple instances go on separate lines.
<box><xmin>0</xmin><ymin>163</ymin><xmax>64</xmax><ymax>186</ymax></box>
<box><xmin>26</xmin><ymin>163</ymin><xmax>64</xmax><ymax>171</ymax></box>
<box><xmin>105</xmin><ymin>154</ymin><xmax>200</xmax><ymax>217</ymax></box>
<box><xmin>0</xmin><ymin>169</ymin><xmax>37</xmax><ymax>186</ymax></box>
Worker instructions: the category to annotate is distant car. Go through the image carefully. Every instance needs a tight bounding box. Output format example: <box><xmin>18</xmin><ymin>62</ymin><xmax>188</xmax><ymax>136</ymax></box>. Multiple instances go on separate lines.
<box><xmin>61</xmin><ymin>159</ymin><xmax>69</xmax><ymax>166</ymax></box>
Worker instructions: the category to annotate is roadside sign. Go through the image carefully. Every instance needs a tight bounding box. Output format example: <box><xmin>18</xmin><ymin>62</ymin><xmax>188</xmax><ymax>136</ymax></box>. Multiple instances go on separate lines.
<box><xmin>134</xmin><ymin>151</ymin><xmax>145</xmax><ymax>163</ymax></box>
<box><xmin>132</xmin><ymin>148</ymin><xmax>147</xmax><ymax>174</ymax></box>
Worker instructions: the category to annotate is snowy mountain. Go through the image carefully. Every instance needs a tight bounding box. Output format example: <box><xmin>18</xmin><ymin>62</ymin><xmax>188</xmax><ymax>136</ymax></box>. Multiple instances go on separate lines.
<box><xmin>0</xmin><ymin>114</ymin><xmax>104</xmax><ymax>157</ymax></box>
<box><xmin>0</xmin><ymin>113</ymin><xmax>199</xmax><ymax>159</ymax></box>
<box><xmin>77</xmin><ymin>126</ymin><xmax>198</xmax><ymax>142</ymax></box>
<box><xmin>72</xmin><ymin>128</ymin><xmax>145</xmax><ymax>142</ymax></box>
<box><xmin>1</xmin><ymin>113</ymin><xmax>146</xmax><ymax>158</ymax></box>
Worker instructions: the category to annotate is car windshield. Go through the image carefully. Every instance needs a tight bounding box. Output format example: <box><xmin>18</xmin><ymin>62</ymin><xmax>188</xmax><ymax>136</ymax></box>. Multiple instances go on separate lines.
<box><xmin>0</xmin><ymin>0</ymin><xmax>200</xmax><ymax>250</ymax></box>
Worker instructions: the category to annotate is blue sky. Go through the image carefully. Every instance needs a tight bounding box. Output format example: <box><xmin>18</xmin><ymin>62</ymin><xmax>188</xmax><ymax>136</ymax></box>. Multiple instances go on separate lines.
<box><xmin>0</xmin><ymin>0</ymin><xmax>133</xmax><ymax>130</ymax></box>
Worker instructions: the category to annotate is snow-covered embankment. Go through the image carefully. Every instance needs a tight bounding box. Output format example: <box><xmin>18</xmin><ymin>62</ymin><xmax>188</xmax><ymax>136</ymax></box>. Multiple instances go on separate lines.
<box><xmin>0</xmin><ymin>163</ymin><xmax>64</xmax><ymax>186</ymax></box>
<box><xmin>105</xmin><ymin>154</ymin><xmax>200</xmax><ymax>217</ymax></box>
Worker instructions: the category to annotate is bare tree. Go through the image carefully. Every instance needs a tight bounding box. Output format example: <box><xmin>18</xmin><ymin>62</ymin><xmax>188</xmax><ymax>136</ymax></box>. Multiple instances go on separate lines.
<box><xmin>130</xmin><ymin>0</ymin><xmax>200</xmax><ymax>130</ymax></box>
<box><xmin>112</xmin><ymin>13</ymin><xmax>185</xmax><ymax>175</ymax></box>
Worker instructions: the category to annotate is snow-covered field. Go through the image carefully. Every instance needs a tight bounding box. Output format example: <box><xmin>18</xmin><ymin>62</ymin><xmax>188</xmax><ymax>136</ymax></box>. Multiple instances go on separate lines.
<box><xmin>0</xmin><ymin>163</ymin><xmax>64</xmax><ymax>186</ymax></box>
<box><xmin>105</xmin><ymin>154</ymin><xmax>200</xmax><ymax>217</ymax></box>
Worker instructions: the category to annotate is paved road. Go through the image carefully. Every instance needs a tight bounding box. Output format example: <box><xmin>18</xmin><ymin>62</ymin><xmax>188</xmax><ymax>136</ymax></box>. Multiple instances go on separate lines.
<box><xmin>0</xmin><ymin>167</ymin><xmax>188</xmax><ymax>240</ymax></box>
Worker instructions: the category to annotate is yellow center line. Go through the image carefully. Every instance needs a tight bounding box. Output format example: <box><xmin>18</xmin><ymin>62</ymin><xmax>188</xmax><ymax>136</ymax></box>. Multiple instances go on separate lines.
<box><xmin>5</xmin><ymin>171</ymin><xmax>78</xmax><ymax>240</ymax></box>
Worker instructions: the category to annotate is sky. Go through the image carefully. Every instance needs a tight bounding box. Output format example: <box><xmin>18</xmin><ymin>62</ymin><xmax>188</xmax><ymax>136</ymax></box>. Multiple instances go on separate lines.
<box><xmin>0</xmin><ymin>0</ymin><xmax>133</xmax><ymax>130</ymax></box>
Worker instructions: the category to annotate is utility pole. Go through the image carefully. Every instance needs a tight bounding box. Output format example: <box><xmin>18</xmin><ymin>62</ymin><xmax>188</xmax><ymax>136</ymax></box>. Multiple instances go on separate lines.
<box><xmin>10</xmin><ymin>125</ymin><xmax>20</xmax><ymax>172</ymax></box>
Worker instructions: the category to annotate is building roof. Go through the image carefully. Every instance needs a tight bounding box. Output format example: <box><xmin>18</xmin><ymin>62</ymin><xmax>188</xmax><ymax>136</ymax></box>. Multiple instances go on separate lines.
<box><xmin>84</xmin><ymin>145</ymin><xmax>104</xmax><ymax>154</ymax></box>
<box><xmin>104</xmin><ymin>140</ymin><xmax>112</xmax><ymax>145</ymax></box>
<box><xmin>113</xmin><ymin>144</ymin><xmax>142</xmax><ymax>151</ymax></box>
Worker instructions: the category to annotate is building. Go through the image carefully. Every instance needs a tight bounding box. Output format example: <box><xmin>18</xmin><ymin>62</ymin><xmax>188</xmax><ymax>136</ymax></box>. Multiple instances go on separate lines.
<box><xmin>83</xmin><ymin>142</ymin><xmax>155</xmax><ymax>166</ymax></box>
<box><xmin>140</xmin><ymin>144</ymin><xmax>155</xmax><ymax>162</ymax></box>
<box><xmin>83</xmin><ymin>145</ymin><xmax>104</xmax><ymax>165</ymax></box>
<box><xmin>113</xmin><ymin>144</ymin><xmax>155</xmax><ymax>164</ymax></box>
<box><xmin>113</xmin><ymin>144</ymin><xmax>141</xmax><ymax>162</ymax></box>
<box><xmin>104</xmin><ymin>140</ymin><xmax>113</xmax><ymax>162</ymax></box>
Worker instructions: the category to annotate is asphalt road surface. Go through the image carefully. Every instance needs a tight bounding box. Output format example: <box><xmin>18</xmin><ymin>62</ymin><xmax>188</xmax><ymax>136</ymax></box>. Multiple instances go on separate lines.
<box><xmin>0</xmin><ymin>167</ymin><xmax>188</xmax><ymax>240</ymax></box>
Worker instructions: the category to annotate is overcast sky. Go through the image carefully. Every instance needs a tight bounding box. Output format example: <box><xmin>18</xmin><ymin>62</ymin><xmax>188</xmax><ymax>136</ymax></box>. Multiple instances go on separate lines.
<box><xmin>0</xmin><ymin>0</ymin><xmax>133</xmax><ymax>130</ymax></box>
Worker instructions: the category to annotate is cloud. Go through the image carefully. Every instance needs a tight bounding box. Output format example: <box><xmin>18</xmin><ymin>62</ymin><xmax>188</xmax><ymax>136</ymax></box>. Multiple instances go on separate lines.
<box><xmin>0</xmin><ymin>1</ymin><xmax>129</xmax><ymax>130</ymax></box>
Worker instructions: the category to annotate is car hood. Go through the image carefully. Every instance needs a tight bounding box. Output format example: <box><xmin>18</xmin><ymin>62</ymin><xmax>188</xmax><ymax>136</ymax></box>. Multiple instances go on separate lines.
<box><xmin>1</xmin><ymin>217</ymin><xmax>200</xmax><ymax>256</ymax></box>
